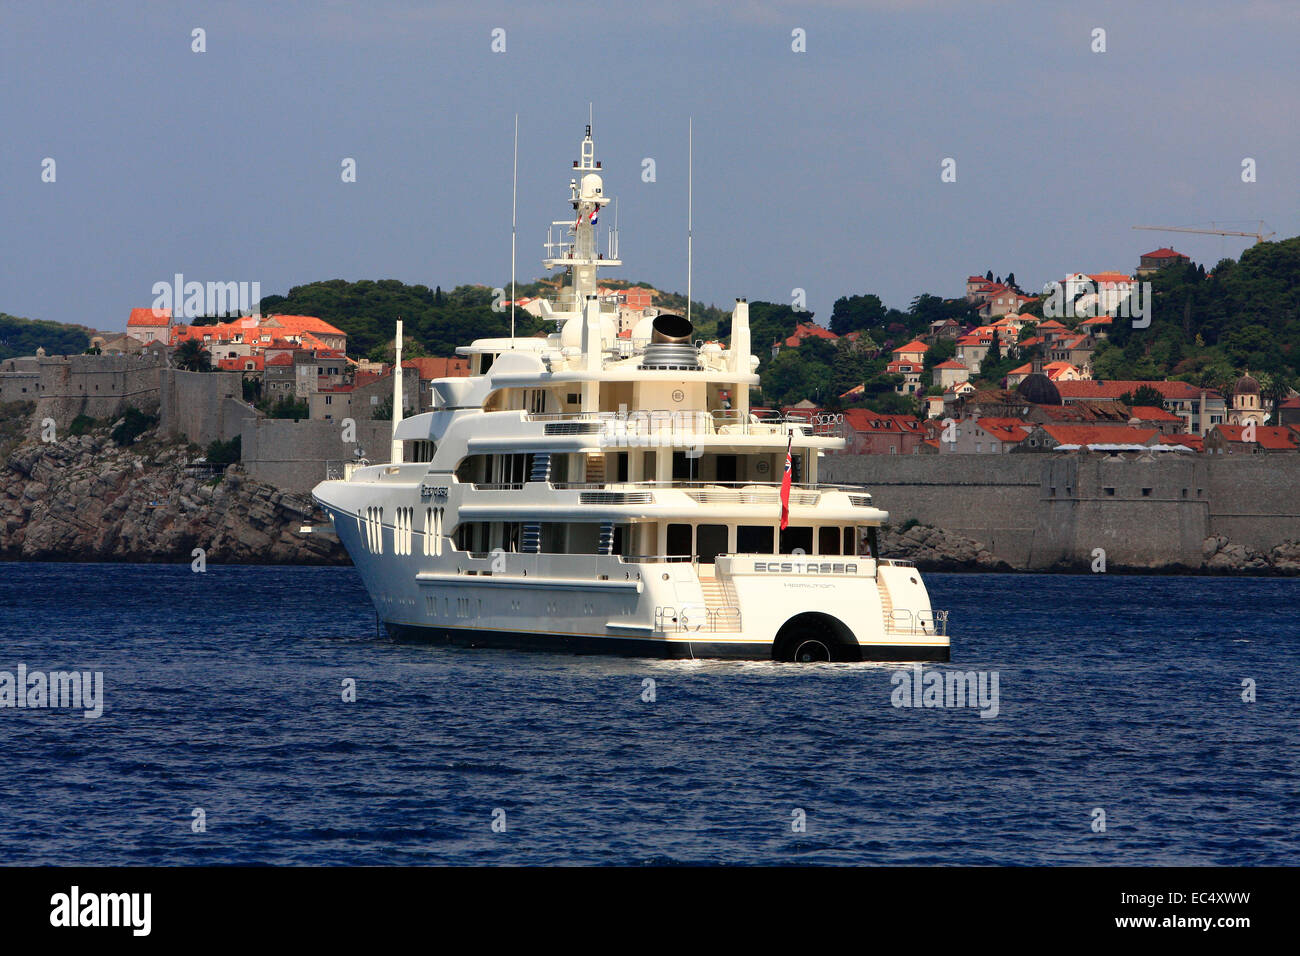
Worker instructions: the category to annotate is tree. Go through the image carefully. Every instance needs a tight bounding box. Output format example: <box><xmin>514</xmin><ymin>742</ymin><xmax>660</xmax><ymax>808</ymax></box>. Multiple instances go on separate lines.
<box><xmin>264</xmin><ymin>395</ymin><xmax>309</xmax><ymax>420</ymax></box>
<box><xmin>829</xmin><ymin>294</ymin><xmax>886</xmax><ymax>336</ymax></box>
<box><xmin>922</xmin><ymin>337</ymin><xmax>956</xmax><ymax>371</ymax></box>
<box><xmin>985</xmin><ymin>330</ymin><xmax>1001</xmax><ymax>367</ymax></box>
<box><xmin>206</xmin><ymin>435</ymin><xmax>242</xmax><ymax>466</ymax></box>
<box><xmin>174</xmin><ymin>339</ymin><xmax>211</xmax><ymax>372</ymax></box>
<box><xmin>985</xmin><ymin>270</ymin><xmax>993</xmax><ymax>282</ymax></box>
<box><xmin>111</xmin><ymin>407</ymin><xmax>157</xmax><ymax>446</ymax></box>
<box><xmin>1256</xmin><ymin>371</ymin><xmax>1292</xmax><ymax>424</ymax></box>
<box><xmin>1119</xmin><ymin>385</ymin><xmax>1165</xmax><ymax>408</ymax></box>
<box><xmin>0</xmin><ymin>312</ymin><xmax>92</xmax><ymax>361</ymax></box>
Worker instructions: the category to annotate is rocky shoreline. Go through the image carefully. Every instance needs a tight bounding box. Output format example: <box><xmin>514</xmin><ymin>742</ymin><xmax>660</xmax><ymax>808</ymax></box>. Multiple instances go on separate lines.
<box><xmin>1</xmin><ymin>429</ymin><xmax>1296</xmax><ymax>574</ymax></box>
<box><xmin>879</xmin><ymin>522</ymin><xmax>1300</xmax><ymax>575</ymax></box>
<box><xmin>0</xmin><ymin>428</ymin><xmax>346</xmax><ymax>565</ymax></box>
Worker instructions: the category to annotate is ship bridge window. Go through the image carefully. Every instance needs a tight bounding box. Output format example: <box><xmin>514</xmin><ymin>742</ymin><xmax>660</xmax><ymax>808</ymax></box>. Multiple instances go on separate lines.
<box><xmin>818</xmin><ymin>527</ymin><xmax>841</xmax><ymax>556</ymax></box>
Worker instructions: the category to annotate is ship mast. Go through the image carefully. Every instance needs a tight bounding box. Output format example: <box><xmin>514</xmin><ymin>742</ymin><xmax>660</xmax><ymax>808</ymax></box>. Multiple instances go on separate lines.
<box><xmin>543</xmin><ymin>124</ymin><xmax>621</xmax><ymax>314</ymax></box>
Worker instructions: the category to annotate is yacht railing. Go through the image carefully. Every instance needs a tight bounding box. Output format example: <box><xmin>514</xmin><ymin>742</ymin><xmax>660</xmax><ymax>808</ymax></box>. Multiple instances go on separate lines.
<box><xmin>521</xmin><ymin>409</ymin><xmax>845</xmax><ymax>439</ymax></box>
<box><xmin>466</xmin><ymin>479</ymin><xmax>874</xmax><ymax>506</ymax></box>
<box><xmin>654</xmin><ymin>604</ymin><xmax>743</xmax><ymax>633</ymax></box>
<box><xmin>884</xmin><ymin>609</ymin><xmax>949</xmax><ymax>637</ymax></box>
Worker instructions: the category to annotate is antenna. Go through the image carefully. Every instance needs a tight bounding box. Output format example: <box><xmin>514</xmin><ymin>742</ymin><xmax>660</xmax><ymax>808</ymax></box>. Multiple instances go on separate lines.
<box><xmin>510</xmin><ymin>114</ymin><xmax>518</xmax><ymax>346</ymax></box>
<box><xmin>687</xmin><ymin>117</ymin><xmax>693</xmax><ymax>326</ymax></box>
<box><xmin>611</xmin><ymin>196</ymin><xmax>619</xmax><ymax>260</ymax></box>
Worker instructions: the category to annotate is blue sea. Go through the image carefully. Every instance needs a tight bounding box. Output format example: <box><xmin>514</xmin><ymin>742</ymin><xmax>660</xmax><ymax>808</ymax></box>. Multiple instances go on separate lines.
<box><xmin>0</xmin><ymin>563</ymin><xmax>1295</xmax><ymax>866</ymax></box>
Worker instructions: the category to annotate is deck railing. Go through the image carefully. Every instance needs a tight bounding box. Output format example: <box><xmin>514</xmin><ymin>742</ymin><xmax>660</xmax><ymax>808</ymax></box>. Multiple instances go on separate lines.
<box><xmin>884</xmin><ymin>608</ymin><xmax>949</xmax><ymax>637</ymax></box>
<box><xmin>654</xmin><ymin>604</ymin><xmax>743</xmax><ymax>633</ymax></box>
<box><xmin>521</xmin><ymin>409</ymin><xmax>846</xmax><ymax>439</ymax></box>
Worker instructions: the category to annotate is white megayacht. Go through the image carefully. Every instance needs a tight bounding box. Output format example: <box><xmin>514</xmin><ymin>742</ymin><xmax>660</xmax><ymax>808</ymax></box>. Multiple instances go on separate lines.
<box><xmin>312</xmin><ymin>124</ymin><xmax>949</xmax><ymax>662</ymax></box>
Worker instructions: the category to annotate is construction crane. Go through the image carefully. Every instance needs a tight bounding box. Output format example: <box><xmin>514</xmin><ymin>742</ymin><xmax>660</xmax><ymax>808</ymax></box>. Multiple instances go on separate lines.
<box><xmin>1133</xmin><ymin>222</ymin><xmax>1275</xmax><ymax>245</ymax></box>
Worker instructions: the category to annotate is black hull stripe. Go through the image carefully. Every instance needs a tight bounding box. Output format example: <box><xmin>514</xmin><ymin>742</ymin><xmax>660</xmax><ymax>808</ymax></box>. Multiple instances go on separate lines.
<box><xmin>383</xmin><ymin>622</ymin><xmax>950</xmax><ymax>662</ymax></box>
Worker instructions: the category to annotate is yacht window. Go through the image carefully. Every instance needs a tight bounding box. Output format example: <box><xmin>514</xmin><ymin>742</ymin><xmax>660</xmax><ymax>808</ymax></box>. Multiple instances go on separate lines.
<box><xmin>779</xmin><ymin>526</ymin><xmax>813</xmax><ymax>555</ymax></box>
<box><xmin>666</xmin><ymin>523</ymin><xmax>692</xmax><ymax>557</ymax></box>
<box><xmin>737</xmin><ymin>525</ymin><xmax>774</xmax><ymax>555</ymax></box>
<box><xmin>697</xmin><ymin>525</ymin><xmax>728</xmax><ymax>564</ymax></box>
<box><xmin>818</xmin><ymin>527</ymin><xmax>841</xmax><ymax>556</ymax></box>
<box><xmin>715</xmin><ymin>455</ymin><xmax>738</xmax><ymax>483</ymax></box>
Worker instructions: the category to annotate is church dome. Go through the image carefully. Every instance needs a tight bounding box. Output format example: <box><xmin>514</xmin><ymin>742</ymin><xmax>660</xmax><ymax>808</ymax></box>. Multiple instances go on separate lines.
<box><xmin>1016</xmin><ymin>372</ymin><xmax>1061</xmax><ymax>406</ymax></box>
<box><xmin>1234</xmin><ymin>373</ymin><xmax>1261</xmax><ymax>397</ymax></box>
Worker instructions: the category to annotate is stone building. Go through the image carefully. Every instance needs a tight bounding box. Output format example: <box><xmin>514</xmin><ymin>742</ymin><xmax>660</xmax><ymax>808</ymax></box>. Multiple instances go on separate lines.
<box><xmin>1227</xmin><ymin>372</ymin><xmax>1269</xmax><ymax>427</ymax></box>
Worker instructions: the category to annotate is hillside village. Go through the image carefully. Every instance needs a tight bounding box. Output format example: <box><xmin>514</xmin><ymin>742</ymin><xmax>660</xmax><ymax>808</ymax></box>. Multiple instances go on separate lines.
<box><xmin>2</xmin><ymin>241</ymin><xmax>1300</xmax><ymax>502</ymax></box>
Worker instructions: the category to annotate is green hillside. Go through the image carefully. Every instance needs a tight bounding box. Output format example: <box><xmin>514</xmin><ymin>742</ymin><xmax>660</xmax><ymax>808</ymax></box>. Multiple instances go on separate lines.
<box><xmin>1094</xmin><ymin>236</ymin><xmax>1300</xmax><ymax>391</ymax></box>
<box><xmin>0</xmin><ymin>313</ymin><xmax>93</xmax><ymax>361</ymax></box>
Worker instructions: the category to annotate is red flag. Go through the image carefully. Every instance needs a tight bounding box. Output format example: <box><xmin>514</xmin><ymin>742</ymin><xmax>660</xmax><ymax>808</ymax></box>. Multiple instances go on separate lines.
<box><xmin>779</xmin><ymin>434</ymin><xmax>793</xmax><ymax>530</ymax></box>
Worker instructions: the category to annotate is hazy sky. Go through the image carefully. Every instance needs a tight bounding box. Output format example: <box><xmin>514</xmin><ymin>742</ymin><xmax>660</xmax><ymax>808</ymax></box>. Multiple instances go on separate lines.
<box><xmin>3</xmin><ymin>1</ymin><xmax>1297</xmax><ymax>332</ymax></box>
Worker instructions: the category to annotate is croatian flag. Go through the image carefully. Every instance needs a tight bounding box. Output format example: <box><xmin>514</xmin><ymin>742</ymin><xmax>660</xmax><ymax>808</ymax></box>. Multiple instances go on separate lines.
<box><xmin>779</xmin><ymin>434</ymin><xmax>793</xmax><ymax>530</ymax></box>
<box><xmin>589</xmin><ymin>207</ymin><xmax>599</xmax><ymax>225</ymax></box>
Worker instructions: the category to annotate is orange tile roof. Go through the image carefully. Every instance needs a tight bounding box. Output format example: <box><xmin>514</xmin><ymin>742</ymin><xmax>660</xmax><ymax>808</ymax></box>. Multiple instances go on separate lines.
<box><xmin>1127</xmin><ymin>405</ymin><xmax>1181</xmax><ymax>422</ymax></box>
<box><xmin>261</xmin><ymin>314</ymin><xmax>346</xmax><ymax>337</ymax></box>
<box><xmin>843</xmin><ymin>410</ymin><xmax>922</xmax><ymax>434</ymax></box>
<box><xmin>402</xmin><ymin>356</ymin><xmax>470</xmax><ymax>379</ymax></box>
<box><xmin>1142</xmin><ymin>248</ymin><xmax>1186</xmax><ymax>259</ymax></box>
<box><xmin>934</xmin><ymin>359</ymin><xmax>967</xmax><ymax>370</ymax></box>
<box><xmin>886</xmin><ymin>360</ymin><xmax>921</xmax><ymax>373</ymax></box>
<box><xmin>1158</xmin><ymin>433</ymin><xmax>1203</xmax><ymax>451</ymax></box>
<box><xmin>894</xmin><ymin>339</ymin><xmax>929</xmax><ymax>354</ymax></box>
<box><xmin>1213</xmin><ymin>425</ymin><xmax>1299</xmax><ymax>450</ymax></box>
<box><xmin>1056</xmin><ymin>380</ymin><xmax>1218</xmax><ymax>402</ymax></box>
<box><xmin>1042</xmin><ymin>424</ymin><xmax>1159</xmax><ymax>446</ymax></box>
<box><xmin>973</xmin><ymin>416</ymin><xmax>1031</xmax><ymax>443</ymax></box>
<box><xmin>128</xmin><ymin>307</ymin><xmax>171</xmax><ymax>326</ymax></box>
<box><xmin>784</xmin><ymin>322</ymin><xmax>838</xmax><ymax>347</ymax></box>
<box><xmin>216</xmin><ymin>355</ymin><xmax>264</xmax><ymax>372</ymax></box>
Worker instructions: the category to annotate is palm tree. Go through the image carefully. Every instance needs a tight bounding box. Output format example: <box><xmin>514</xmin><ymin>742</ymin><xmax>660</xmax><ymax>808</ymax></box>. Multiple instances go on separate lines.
<box><xmin>1256</xmin><ymin>371</ymin><xmax>1292</xmax><ymax>424</ymax></box>
<box><xmin>173</xmin><ymin>339</ymin><xmax>211</xmax><ymax>372</ymax></box>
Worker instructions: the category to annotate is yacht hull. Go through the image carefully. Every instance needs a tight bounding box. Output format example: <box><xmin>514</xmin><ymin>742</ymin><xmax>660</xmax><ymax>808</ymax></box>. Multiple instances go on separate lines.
<box><xmin>383</xmin><ymin>621</ymin><xmax>949</xmax><ymax>662</ymax></box>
